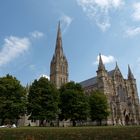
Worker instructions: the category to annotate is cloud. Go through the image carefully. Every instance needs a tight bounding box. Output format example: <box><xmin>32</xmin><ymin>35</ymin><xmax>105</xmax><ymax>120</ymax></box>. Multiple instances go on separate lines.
<box><xmin>39</xmin><ymin>74</ymin><xmax>50</xmax><ymax>80</ymax></box>
<box><xmin>0</xmin><ymin>36</ymin><xmax>30</xmax><ymax>67</ymax></box>
<box><xmin>132</xmin><ymin>2</ymin><xmax>140</xmax><ymax>21</ymax></box>
<box><xmin>77</xmin><ymin>0</ymin><xmax>124</xmax><ymax>31</ymax></box>
<box><xmin>94</xmin><ymin>54</ymin><xmax>115</xmax><ymax>64</ymax></box>
<box><xmin>60</xmin><ymin>15</ymin><xmax>73</xmax><ymax>33</ymax></box>
<box><xmin>125</xmin><ymin>27</ymin><xmax>140</xmax><ymax>37</ymax></box>
<box><xmin>30</xmin><ymin>31</ymin><xmax>44</xmax><ymax>39</ymax></box>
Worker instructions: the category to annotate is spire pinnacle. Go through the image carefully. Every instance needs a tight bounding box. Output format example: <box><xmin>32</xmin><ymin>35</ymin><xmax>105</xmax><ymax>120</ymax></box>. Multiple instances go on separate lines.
<box><xmin>115</xmin><ymin>61</ymin><xmax>119</xmax><ymax>70</ymax></box>
<box><xmin>58</xmin><ymin>20</ymin><xmax>61</xmax><ymax>36</ymax></box>
<box><xmin>128</xmin><ymin>65</ymin><xmax>134</xmax><ymax>79</ymax></box>
<box><xmin>98</xmin><ymin>53</ymin><xmax>105</xmax><ymax>71</ymax></box>
<box><xmin>55</xmin><ymin>21</ymin><xmax>63</xmax><ymax>57</ymax></box>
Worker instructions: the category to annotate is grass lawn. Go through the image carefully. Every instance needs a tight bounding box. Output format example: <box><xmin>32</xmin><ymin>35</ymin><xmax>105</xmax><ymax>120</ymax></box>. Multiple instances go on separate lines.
<box><xmin>0</xmin><ymin>126</ymin><xmax>140</xmax><ymax>140</ymax></box>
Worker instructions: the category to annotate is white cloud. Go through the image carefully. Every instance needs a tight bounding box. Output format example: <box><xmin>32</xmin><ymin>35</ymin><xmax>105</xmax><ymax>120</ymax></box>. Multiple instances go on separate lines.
<box><xmin>0</xmin><ymin>36</ymin><xmax>30</xmax><ymax>66</ymax></box>
<box><xmin>39</xmin><ymin>74</ymin><xmax>50</xmax><ymax>80</ymax></box>
<box><xmin>30</xmin><ymin>31</ymin><xmax>44</xmax><ymax>39</ymax></box>
<box><xmin>125</xmin><ymin>27</ymin><xmax>140</xmax><ymax>37</ymax></box>
<box><xmin>60</xmin><ymin>15</ymin><xmax>73</xmax><ymax>33</ymax></box>
<box><xmin>0</xmin><ymin>30</ymin><xmax>44</xmax><ymax>67</ymax></box>
<box><xmin>94</xmin><ymin>54</ymin><xmax>115</xmax><ymax>64</ymax></box>
<box><xmin>77</xmin><ymin>0</ymin><xmax>124</xmax><ymax>31</ymax></box>
<box><xmin>132</xmin><ymin>2</ymin><xmax>140</xmax><ymax>21</ymax></box>
<box><xmin>96</xmin><ymin>20</ymin><xmax>111</xmax><ymax>32</ymax></box>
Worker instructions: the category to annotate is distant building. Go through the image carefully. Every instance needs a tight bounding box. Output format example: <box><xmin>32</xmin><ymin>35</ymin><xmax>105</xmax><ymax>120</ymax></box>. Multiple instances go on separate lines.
<box><xmin>80</xmin><ymin>54</ymin><xmax>140</xmax><ymax>125</ymax></box>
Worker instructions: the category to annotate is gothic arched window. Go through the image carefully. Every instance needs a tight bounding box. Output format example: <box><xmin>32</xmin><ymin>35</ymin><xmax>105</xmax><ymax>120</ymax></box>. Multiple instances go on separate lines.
<box><xmin>117</xmin><ymin>85</ymin><xmax>126</xmax><ymax>102</ymax></box>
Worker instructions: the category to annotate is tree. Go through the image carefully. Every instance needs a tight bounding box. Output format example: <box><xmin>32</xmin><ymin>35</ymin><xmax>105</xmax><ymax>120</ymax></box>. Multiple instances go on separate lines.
<box><xmin>59</xmin><ymin>81</ymin><xmax>89</xmax><ymax>126</ymax></box>
<box><xmin>89</xmin><ymin>90</ymin><xmax>109</xmax><ymax>125</ymax></box>
<box><xmin>27</xmin><ymin>77</ymin><xmax>59</xmax><ymax>126</ymax></box>
<box><xmin>0</xmin><ymin>74</ymin><xmax>26</xmax><ymax>125</ymax></box>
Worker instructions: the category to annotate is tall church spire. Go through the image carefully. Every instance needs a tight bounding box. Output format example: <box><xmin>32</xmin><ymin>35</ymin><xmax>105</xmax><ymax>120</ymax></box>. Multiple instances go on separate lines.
<box><xmin>55</xmin><ymin>21</ymin><xmax>63</xmax><ymax>58</ymax></box>
<box><xmin>98</xmin><ymin>53</ymin><xmax>105</xmax><ymax>71</ymax></box>
<box><xmin>50</xmin><ymin>22</ymin><xmax>68</xmax><ymax>89</ymax></box>
<box><xmin>128</xmin><ymin>65</ymin><xmax>134</xmax><ymax>79</ymax></box>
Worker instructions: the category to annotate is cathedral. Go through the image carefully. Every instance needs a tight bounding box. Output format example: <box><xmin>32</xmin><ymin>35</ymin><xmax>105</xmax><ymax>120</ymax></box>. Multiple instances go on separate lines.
<box><xmin>50</xmin><ymin>22</ymin><xmax>140</xmax><ymax>125</ymax></box>
<box><xmin>80</xmin><ymin>55</ymin><xmax>140</xmax><ymax>125</ymax></box>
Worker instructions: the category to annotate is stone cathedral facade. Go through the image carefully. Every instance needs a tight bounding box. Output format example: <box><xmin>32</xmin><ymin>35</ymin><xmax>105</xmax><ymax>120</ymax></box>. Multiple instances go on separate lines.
<box><xmin>80</xmin><ymin>54</ymin><xmax>140</xmax><ymax>125</ymax></box>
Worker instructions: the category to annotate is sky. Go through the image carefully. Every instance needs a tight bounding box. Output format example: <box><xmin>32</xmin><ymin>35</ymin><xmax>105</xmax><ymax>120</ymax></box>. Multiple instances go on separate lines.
<box><xmin>0</xmin><ymin>0</ymin><xmax>140</xmax><ymax>95</ymax></box>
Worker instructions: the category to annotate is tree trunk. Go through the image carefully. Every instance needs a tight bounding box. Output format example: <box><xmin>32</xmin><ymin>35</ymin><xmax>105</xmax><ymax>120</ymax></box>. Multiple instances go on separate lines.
<box><xmin>72</xmin><ymin>120</ymin><xmax>76</xmax><ymax>127</ymax></box>
<box><xmin>99</xmin><ymin>119</ymin><xmax>102</xmax><ymax>126</ymax></box>
<box><xmin>57</xmin><ymin>119</ymin><xmax>59</xmax><ymax>127</ymax></box>
<box><xmin>15</xmin><ymin>119</ymin><xmax>18</xmax><ymax>127</ymax></box>
<box><xmin>39</xmin><ymin>120</ymin><xmax>44</xmax><ymax>127</ymax></box>
<box><xmin>1</xmin><ymin>118</ymin><xmax>5</xmax><ymax>125</ymax></box>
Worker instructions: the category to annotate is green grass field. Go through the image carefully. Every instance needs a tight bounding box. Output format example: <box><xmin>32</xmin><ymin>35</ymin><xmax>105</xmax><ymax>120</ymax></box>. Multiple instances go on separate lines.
<box><xmin>0</xmin><ymin>126</ymin><xmax>140</xmax><ymax>140</ymax></box>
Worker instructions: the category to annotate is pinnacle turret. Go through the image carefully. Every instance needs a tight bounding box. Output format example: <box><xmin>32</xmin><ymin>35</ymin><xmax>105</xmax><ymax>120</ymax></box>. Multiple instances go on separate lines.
<box><xmin>128</xmin><ymin>65</ymin><xmax>134</xmax><ymax>79</ymax></box>
<box><xmin>115</xmin><ymin>61</ymin><xmax>119</xmax><ymax>70</ymax></box>
<box><xmin>98</xmin><ymin>53</ymin><xmax>105</xmax><ymax>71</ymax></box>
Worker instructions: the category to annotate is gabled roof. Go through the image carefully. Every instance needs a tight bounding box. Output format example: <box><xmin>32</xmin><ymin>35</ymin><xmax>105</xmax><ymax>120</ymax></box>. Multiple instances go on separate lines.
<box><xmin>108</xmin><ymin>70</ymin><xmax>115</xmax><ymax>77</ymax></box>
<box><xmin>80</xmin><ymin>77</ymin><xmax>97</xmax><ymax>88</ymax></box>
<box><xmin>79</xmin><ymin>70</ymin><xmax>115</xmax><ymax>88</ymax></box>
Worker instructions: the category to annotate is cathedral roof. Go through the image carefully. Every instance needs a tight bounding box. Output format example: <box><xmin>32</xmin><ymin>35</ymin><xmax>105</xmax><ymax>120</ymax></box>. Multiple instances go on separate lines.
<box><xmin>80</xmin><ymin>70</ymin><xmax>115</xmax><ymax>88</ymax></box>
<box><xmin>80</xmin><ymin>77</ymin><xmax>97</xmax><ymax>88</ymax></box>
<box><xmin>108</xmin><ymin>70</ymin><xmax>115</xmax><ymax>77</ymax></box>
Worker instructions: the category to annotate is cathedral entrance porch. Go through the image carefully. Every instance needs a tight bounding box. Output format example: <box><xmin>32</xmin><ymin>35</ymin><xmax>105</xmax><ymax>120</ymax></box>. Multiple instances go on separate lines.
<box><xmin>125</xmin><ymin>115</ymin><xmax>130</xmax><ymax>125</ymax></box>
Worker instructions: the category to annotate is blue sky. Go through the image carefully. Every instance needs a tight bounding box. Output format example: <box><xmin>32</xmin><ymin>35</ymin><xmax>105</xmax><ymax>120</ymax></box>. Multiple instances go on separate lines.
<box><xmin>0</xmin><ymin>0</ymin><xmax>140</xmax><ymax>95</ymax></box>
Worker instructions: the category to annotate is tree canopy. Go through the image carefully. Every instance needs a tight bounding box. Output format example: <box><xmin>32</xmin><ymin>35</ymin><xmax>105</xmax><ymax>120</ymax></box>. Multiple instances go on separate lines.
<box><xmin>0</xmin><ymin>74</ymin><xmax>110</xmax><ymax>127</ymax></box>
<box><xmin>59</xmin><ymin>81</ymin><xmax>89</xmax><ymax>126</ymax></box>
<box><xmin>89</xmin><ymin>90</ymin><xmax>109</xmax><ymax>125</ymax></box>
<box><xmin>27</xmin><ymin>77</ymin><xmax>59</xmax><ymax>125</ymax></box>
<box><xmin>0</xmin><ymin>74</ymin><xmax>26</xmax><ymax>125</ymax></box>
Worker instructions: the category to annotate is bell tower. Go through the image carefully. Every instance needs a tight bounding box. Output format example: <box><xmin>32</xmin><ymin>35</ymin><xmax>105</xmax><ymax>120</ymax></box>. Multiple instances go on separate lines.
<box><xmin>50</xmin><ymin>22</ymin><xmax>68</xmax><ymax>88</ymax></box>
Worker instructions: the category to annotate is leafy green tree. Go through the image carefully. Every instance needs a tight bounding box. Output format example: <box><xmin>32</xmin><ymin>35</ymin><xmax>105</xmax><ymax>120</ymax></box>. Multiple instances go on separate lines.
<box><xmin>27</xmin><ymin>77</ymin><xmax>59</xmax><ymax>126</ymax></box>
<box><xmin>59</xmin><ymin>81</ymin><xmax>89</xmax><ymax>126</ymax></box>
<box><xmin>89</xmin><ymin>90</ymin><xmax>109</xmax><ymax>125</ymax></box>
<box><xmin>0</xmin><ymin>74</ymin><xmax>26</xmax><ymax>125</ymax></box>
